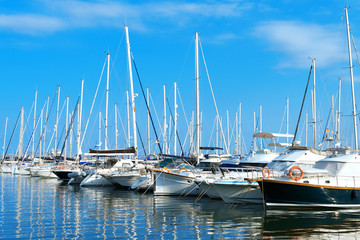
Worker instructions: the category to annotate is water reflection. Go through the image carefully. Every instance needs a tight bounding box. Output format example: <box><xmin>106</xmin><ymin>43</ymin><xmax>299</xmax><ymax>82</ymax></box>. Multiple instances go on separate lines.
<box><xmin>2</xmin><ymin>173</ymin><xmax>360</xmax><ymax>239</ymax></box>
<box><xmin>263</xmin><ymin>208</ymin><xmax>360</xmax><ymax>239</ymax></box>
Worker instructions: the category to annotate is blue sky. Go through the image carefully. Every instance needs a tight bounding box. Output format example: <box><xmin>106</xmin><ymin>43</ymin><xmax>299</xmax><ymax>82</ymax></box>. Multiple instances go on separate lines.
<box><xmin>1</xmin><ymin>0</ymin><xmax>360</xmax><ymax>156</ymax></box>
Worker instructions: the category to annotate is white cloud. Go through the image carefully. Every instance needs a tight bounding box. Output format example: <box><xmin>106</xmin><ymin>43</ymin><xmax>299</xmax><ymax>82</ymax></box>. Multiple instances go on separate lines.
<box><xmin>0</xmin><ymin>0</ymin><xmax>253</xmax><ymax>35</ymax></box>
<box><xmin>0</xmin><ymin>14</ymin><xmax>65</xmax><ymax>35</ymax></box>
<box><xmin>253</xmin><ymin>21</ymin><xmax>344</xmax><ymax>68</ymax></box>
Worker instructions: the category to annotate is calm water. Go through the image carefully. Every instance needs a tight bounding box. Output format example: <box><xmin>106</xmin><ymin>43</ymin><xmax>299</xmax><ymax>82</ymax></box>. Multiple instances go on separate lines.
<box><xmin>1</xmin><ymin>174</ymin><xmax>360</xmax><ymax>239</ymax></box>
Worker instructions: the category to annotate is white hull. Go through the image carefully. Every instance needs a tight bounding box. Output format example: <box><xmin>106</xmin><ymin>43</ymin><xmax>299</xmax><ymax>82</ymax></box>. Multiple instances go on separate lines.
<box><xmin>110</xmin><ymin>172</ymin><xmax>141</xmax><ymax>188</ymax></box>
<box><xmin>196</xmin><ymin>180</ymin><xmax>220</xmax><ymax>199</ymax></box>
<box><xmin>81</xmin><ymin>171</ymin><xmax>113</xmax><ymax>187</ymax></box>
<box><xmin>153</xmin><ymin>171</ymin><xmax>202</xmax><ymax>196</ymax></box>
<box><xmin>37</xmin><ymin>168</ymin><xmax>58</xmax><ymax>178</ymax></box>
<box><xmin>213</xmin><ymin>181</ymin><xmax>263</xmax><ymax>204</ymax></box>
<box><xmin>131</xmin><ymin>176</ymin><xmax>153</xmax><ymax>191</ymax></box>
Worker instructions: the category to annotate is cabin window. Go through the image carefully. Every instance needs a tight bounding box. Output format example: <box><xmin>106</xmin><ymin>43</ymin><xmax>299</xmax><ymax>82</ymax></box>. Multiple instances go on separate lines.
<box><xmin>303</xmin><ymin>180</ymin><xmax>309</xmax><ymax>183</ymax></box>
<box><xmin>325</xmin><ymin>180</ymin><xmax>330</xmax><ymax>184</ymax></box>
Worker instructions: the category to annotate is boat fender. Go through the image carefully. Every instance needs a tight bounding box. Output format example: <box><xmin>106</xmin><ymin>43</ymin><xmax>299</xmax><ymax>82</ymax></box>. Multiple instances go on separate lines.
<box><xmin>351</xmin><ymin>189</ymin><xmax>359</xmax><ymax>200</ymax></box>
<box><xmin>262</xmin><ymin>167</ymin><xmax>271</xmax><ymax>179</ymax></box>
<box><xmin>163</xmin><ymin>167</ymin><xmax>170</xmax><ymax>173</ymax></box>
<box><xmin>289</xmin><ymin>166</ymin><xmax>304</xmax><ymax>181</ymax></box>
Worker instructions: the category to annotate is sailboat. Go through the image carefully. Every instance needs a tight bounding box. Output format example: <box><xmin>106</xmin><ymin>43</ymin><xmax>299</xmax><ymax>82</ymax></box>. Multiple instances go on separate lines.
<box><xmin>255</xmin><ymin>7</ymin><xmax>360</xmax><ymax>208</ymax></box>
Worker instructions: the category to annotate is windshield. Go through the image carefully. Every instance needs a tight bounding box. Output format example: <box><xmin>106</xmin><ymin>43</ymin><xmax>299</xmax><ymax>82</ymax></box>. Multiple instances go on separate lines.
<box><xmin>266</xmin><ymin>160</ymin><xmax>293</xmax><ymax>171</ymax></box>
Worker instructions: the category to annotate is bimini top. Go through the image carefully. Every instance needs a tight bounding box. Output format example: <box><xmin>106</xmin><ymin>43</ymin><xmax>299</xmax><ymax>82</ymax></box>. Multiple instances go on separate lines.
<box><xmin>86</xmin><ymin>146</ymin><xmax>136</xmax><ymax>156</ymax></box>
<box><xmin>252</xmin><ymin>132</ymin><xmax>294</xmax><ymax>139</ymax></box>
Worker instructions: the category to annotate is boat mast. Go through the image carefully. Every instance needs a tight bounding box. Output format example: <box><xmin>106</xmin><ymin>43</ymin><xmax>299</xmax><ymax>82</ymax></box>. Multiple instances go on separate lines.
<box><xmin>345</xmin><ymin>7</ymin><xmax>358</xmax><ymax>151</ymax></box>
<box><xmin>43</xmin><ymin>97</ymin><xmax>49</xmax><ymax>157</ymax></box>
<box><xmin>147</xmin><ymin>88</ymin><xmax>150</xmax><ymax>154</ymax></box>
<box><xmin>105</xmin><ymin>53</ymin><xmax>110</xmax><ymax>150</ymax></box>
<box><xmin>163</xmin><ymin>85</ymin><xmax>167</xmax><ymax>154</ymax></box>
<box><xmin>32</xmin><ymin>90</ymin><xmax>37</xmax><ymax>159</ymax></box>
<box><xmin>55</xmin><ymin>86</ymin><xmax>60</xmax><ymax>155</ymax></box>
<box><xmin>239</xmin><ymin>103</ymin><xmax>242</xmax><ymax>155</ymax></box>
<box><xmin>125</xmin><ymin>26</ymin><xmax>138</xmax><ymax>158</ymax></box>
<box><xmin>98</xmin><ymin>112</ymin><xmax>102</xmax><ymax>149</ymax></box>
<box><xmin>64</xmin><ymin>96</ymin><xmax>69</xmax><ymax>161</ymax></box>
<box><xmin>174</xmin><ymin>82</ymin><xmax>177</xmax><ymax>155</ymax></box>
<box><xmin>312</xmin><ymin>58</ymin><xmax>317</xmax><ymax>149</ymax></box>
<box><xmin>227</xmin><ymin>110</ymin><xmax>230</xmax><ymax>152</ymax></box>
<box><xmin>195</xmin><ymin>32</ymin><xmax>200</xmax><ymax>164</ymax></box>
<box><xmin>40</xmin><ymin>109</ymin><xmax>43</xmax><ymax>159</ymax></box>
<box><xmin>2</xmin><ymin>117</ymin><xmax>8</xmax><ymax>160</ymax></box>
<box><xmin>126</xmin><ymin>91</ymin><xmax>130</xmax><ymax>147</ymax></box>
<box><xmin>18</xmin><ymin>107</ymin><xmax>24</xmax><ymax>159</ymax></box>
<box><xmin>115</xmin><ymin>104</ymin><xmax>118</xmax><ymax>149</ymax></box>
<box><xmin>336</xmin><ymin>78</ymin><xmax>341</xmax><ymax>147</ymax></box>
<box><xmin>305</xmin><ymin>113</ymin><xmax>308</xmax><ymax>147</ymax></box>
<box><xmin>260</xmin><ymin>105</ymin><xmax>263</xmax><ymax>149</ymax></box>
<box><xmin>77</xmin><ymin>79</ymin><xmax>84</xmax><ymax>160</ymax></box>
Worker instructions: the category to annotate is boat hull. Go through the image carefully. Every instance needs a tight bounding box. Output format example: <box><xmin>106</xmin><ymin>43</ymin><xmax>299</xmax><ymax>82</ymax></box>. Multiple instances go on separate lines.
<box><xmin>153</xmin><ymin>170</ymin><xmax>202</xmax><ymax>196</ymax></box>
<box><xmin>213</xmin><ymin>181</ymin><xmax>263</xmax><ymax>204</ymax></box>
<box><xmin>259</xmin><ymin>179</ymin><xmax>360</xmax><ymax>208</ymax></box>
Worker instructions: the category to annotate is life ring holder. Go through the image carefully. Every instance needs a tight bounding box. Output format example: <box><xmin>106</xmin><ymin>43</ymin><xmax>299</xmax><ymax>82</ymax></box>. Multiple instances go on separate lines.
<box><xmin>262</xmin><ymin>167</ymin><xmax>271</xmax><ymax>179</ymax></box>
<box><xmin>60</xmin><ymin>164</ymin><xmax>65</xmax><ymax>170</ymax></box>
<box><xmin>289</xmin><ymin>166</ymin><xmax>304</xmax><ymax>181</ymax></box>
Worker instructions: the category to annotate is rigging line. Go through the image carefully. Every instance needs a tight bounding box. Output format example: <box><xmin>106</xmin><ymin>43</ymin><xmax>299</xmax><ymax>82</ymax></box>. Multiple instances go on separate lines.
<box><xmin>110</xmin><ymin>31</ymin><xmax>125</xmax><ymax>74</ymax></box>
<box><xmin>199</xmin><ymin>38</ymin><xmax>229</xmax><ymax>154</ymax></box>
<box><xmin>166</xmin><ymin>97</ymin><xmax>185</xmax><ymax>156</ymax></box>
<box><xmin>136</xmin><ymin>121</ymin><xmax>146</xmax><ymax>156</ymax></box>
<box><xmin>177</xmin><ymin>36</ymin><xmax>195</xmax><ymax>83</ymax></box>
<box><xmin>351</xmin><ymin>29</ymin><xmax>360</xmax><ymax>67</ymax></box>
<box><xmin>116</xmin><ymin>105</ymin><xmax>129</xmax><ymax>146</ymax></box>
<box><xmin>1</xmin><ymin>110</ymin><xmax>21</xmax><ymax>164</ymax></box>
<box><xmin>57</xmin><ymin>97</ymin><xmax>80</xmax><ymax>161</ymax></box>
<box><xmin>176</xmin><ymin>87</ymin><xmax>190</xmax><ymax>133</ymax></box>
<box><xmin>149</xmin><ymin>93</ymin><xmax>164</xmax><ymax>138</ymax></box>
<box><xmin>80</xmin><ymin>56</ymin><xmax>107</xmax><ymax>149</ymax></box>
<box><xmin>131</xmin><ymin>53</ymin><xmax>163</xmax><ymax>154</ymax></box>
<box><xmin>207</xmin><ymin>116</ymin><xmax>217</xmax><ymax>149</ymax></box>
<box><xmin>293</xmin><ymin>65</ymin><xmax>313</xmax><ymax>146</ymax></box>
<box><xmin>33</xmin><ymin>95</ymin><xmax>56</xmax><ymax>157</ymax></box>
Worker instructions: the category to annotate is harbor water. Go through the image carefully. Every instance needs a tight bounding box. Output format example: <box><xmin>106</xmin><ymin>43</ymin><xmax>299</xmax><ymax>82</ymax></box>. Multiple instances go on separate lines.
<box><xmin>1</xmin><ymin>173</ymin><xmax>360</xmax><ymax>239</ymax></box>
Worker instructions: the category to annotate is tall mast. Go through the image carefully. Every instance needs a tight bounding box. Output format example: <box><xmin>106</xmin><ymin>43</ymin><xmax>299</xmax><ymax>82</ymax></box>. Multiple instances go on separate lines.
<box><xmin>195</xmin><ymin>32</ymin><xmax>200</xmax><ymax>164</ymax></box>
<box><xmin>64</xmin><ymin>96</ymin><xmax>69</xmax><ymax>161</ymax></box>
<box><xmin>345</xmin><ymin>7</ymin><xmax>358</xmax><ymax>150</ymax></box>
<box><xmin>105</xmin><ymin>53</ymin><xmax>110</xmax><ymax>150</ymax></box>
<box><xmin>43</xmin><ymin>97</ymin><xmax>49</xmax><ymax>157</ymax></box>
<box><xmin>39</xmin><ymin>109</ymin><xmax>43</xmax><ymax>159</ymax></box>
<box><xmin>336</xmin><ymin>78</ymin><xmax>342</xmax><ymax>147</ymax></box>
<box><xmin>305</xmin><ymin>113</ymin><xmax>308</xmax><ymax>147</ymax></box>
<box><xmin>227</xmin><ymin>110</ymin><xmax>230</xmax><ymax>152</ymax></box>
<box><xmin>2</xmin><ymin>117</ymin><xmax>8</xmax><ymax>160</ymax></box>
<box><xmin>77</xmin><ymin>80</ymin><xmax>84</xmax><ymax>159</ymax></box>
<box><xmin>32</xmin><ymin>90</ymin><xmax>37</xmax><ymax>158</ymax></box>
<box><xmin>216</xmin><ymin>114</ymin><xmax>218</xmax><ymax>154</ymax></box>
<box><xmin>163</xmin><ymin>85</ymin><xmax>167</xmax><ymax>154</ymax></box>
<box><xmin>55</xmin><ymin>86</ymin><xmax>60</xmax><ymax>155</ymax></box>
<box><xmin>253</xmin><ymin>112</ymin><xmax>256</xmax><ymax>151</ymax></box>
<box><xmin>239</xmin><ymin>103</ymin><xmax>242</xmax><ymax>155</ymax></box>
<box><xmin>312</xmin><ymin>58</ymin><xmax>317</xmax><ymax>149</ymax></box>
<box><xmin>126</xmin><ymin>91</ymin><xmax>130</xmax><ymax>147</ymax></box>
<box><xmin>260</xmin><ymin>105</ymin><xmax>263</xmax><ymax>149</ymax></box>
<box><xmin>125</xmin><ymin>26</ymin><xmax>138</xmax><ymax>158</ymax></box>
<box><xmin>147</xmin><ymin>88</ymin><xmax>150</xmax><ymax>154</ymax></box>
<box><xmin>18</xmin><ymin>107</ymin><xmax>24</xmax><ymax>159</ymax></box>
<box><xmin>174</xmin><ymin>82</ymin><xmax>177</xmax><ymax>155</ymax></box>
<box><xmin>98</xmin><ymin>112</ymin><xmax>102</xmax><ymax>149</ymax></box>
<box><xmin>115</xmin><ymin>104</ymin><xmax>118</xmax><ymax>149</ymax></box>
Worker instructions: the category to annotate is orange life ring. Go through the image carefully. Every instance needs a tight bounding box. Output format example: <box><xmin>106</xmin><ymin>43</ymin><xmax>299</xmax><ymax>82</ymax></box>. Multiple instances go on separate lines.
<box><xmin>60</xmin><ymin>164</ymin><xmax>65</xmax><ymax>170</ymax></box>
<box><xmin>179</xmin><ymin>168</ymin><xmax>189</xmax><ymax>173</ymax></box>
<box><xmin>289</xmin><ymin>166</ymin><xmax>304</xmax><ymax>181</ymax></box>
<box><xmin>262</xmin><ymin>167</ymin><xmax>271</xmax><ymax>179</ymax></box>
<box><xmin>163</xmin><ymin>167</ymin><xmax>170</xmax><ymax>173</ymax></box>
